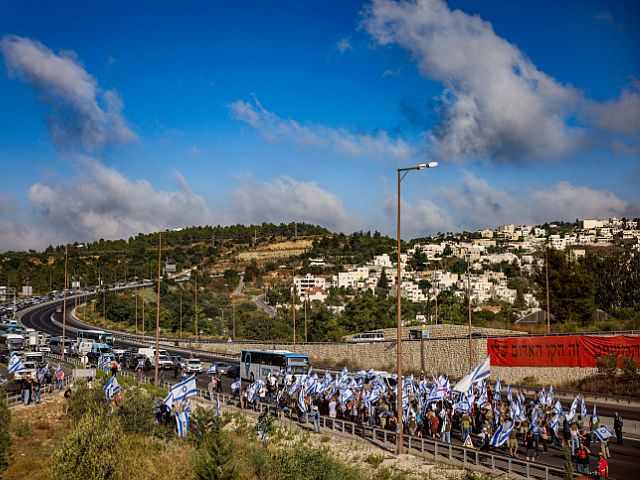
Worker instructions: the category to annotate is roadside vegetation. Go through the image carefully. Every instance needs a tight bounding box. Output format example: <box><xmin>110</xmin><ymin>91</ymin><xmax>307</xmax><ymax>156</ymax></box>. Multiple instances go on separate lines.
<box><xmin>562</xmin><ymin>354</ymin><xmax>640</xmax><ymax>397</ymax></box>
<box><xmin>1</xmin><ymin>375</ymin><xmax>470</xmax><ymax>480</ymax></box>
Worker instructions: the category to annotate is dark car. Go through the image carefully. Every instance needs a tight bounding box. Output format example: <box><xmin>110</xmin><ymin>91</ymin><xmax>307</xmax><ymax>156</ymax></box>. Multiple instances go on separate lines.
<box><xmin>225</xmin><ymin>365</ymin><xmax>240</xmax><ymax>378</ymax></box>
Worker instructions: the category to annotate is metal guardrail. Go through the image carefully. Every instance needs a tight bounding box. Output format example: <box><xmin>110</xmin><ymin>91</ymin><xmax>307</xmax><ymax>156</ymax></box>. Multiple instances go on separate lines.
<box><xmin>4</xmin><ymin>376</ymin><xmax>71</xmax><ymax>407</ymax></box>
<box><xmin>196</xmin><ymin>389</ymin><xmax>573</xmax><ymax>480</ymax></box>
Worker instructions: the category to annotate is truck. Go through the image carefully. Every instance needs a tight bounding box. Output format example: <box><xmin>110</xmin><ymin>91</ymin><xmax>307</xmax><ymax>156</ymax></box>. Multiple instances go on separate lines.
<box><xmin>137</xmin><ymin>347</ymin><xmax>173</xmax><ymax>369</ymax></box>
<box><xmin>25</xmin><ymin>328</ymin><xmax>39</xmax><ymax>351</ymax></box>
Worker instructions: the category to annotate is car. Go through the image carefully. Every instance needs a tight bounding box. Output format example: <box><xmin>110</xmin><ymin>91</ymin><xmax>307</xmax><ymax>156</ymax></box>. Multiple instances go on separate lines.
<box><xmin>211</xmin><ymin>362</ymin><xmax>231</xmax><ymax>375</ymax></box>
<box><xmin>154</xmin><ymin>354</ymin><xmax>174</xmax><ymax>370</ymax></box>
<box><xmin>225</xmin><ymin>365</ymin><xmax>240</xmax><ymax>378</ymax></box>
<box><xmin>39</xmin><ymin>346</ymin><xmax>51</xmax><ymax>353</ymax></box>
<box><xmin>186</xmin><ymin>358</ymin><xmax>203</xmax><ymax>374</ymax></box>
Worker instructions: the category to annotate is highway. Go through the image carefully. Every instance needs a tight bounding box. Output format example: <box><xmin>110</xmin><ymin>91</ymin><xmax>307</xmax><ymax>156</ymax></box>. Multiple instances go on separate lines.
<box><xmin>13</xmin><ymin>297</ymin><xmax>640</xmax><ymax>479</ymax></box>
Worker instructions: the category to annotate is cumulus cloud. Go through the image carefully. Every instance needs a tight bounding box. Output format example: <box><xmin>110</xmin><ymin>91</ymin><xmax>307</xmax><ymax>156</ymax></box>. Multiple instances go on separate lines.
<box><xmin>382</xmin><ymin>194</ymin><xmax>455</xmax><ymax>238</ymax></box>
<box><xmin>230</xmin><ymin>99</ymin><xmax>415</xmax><ymax>162</ymax></box>
<box><xmin>584</xmin><ymin>82</ymin><xmax>640</xmax><ymax>134</ymax></box>
<box><xmin>24</xmin><ymin>157</ymin><xmax>214</xmax><ymax>244</ymax></box>
<box><xmin>438</xmin><ymin>172</ymin><xmax>635</xmax><ymax>230</ymax></box>
<box><xmin>232</xmin><ymin>176</ymin><xmax>356</xmax><ymax>231</ymax></box>
<box><xmin>363</xmin><ymin>0</ymin><xmax>582</xmax><ymax>162</ymax></box>
<box><xmin>336</xmin><ymin>37</ymin><xmax>353</xmax><ymax>54</ymax></box>
<box><xmin>0</xmin><ymin>35</ymin><xmax>136</xmax><ymax>151</ymax></box>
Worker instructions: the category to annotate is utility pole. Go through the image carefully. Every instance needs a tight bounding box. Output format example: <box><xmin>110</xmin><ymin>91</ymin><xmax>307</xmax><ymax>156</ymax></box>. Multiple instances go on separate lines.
<box><xmin>232</xmin><ymin>301</ymin><xmax>236</xmax><ymax>341</ymax></box>
<box><xmin>142</xmin><ymin>294</ymin><xmax>145</xmax><ymax>338</ymax></box>
<box><xmin>154</xmin><ymin>233</ymin><xmax>162</xmax><ymax>386</ymax></box>
<box><xmin>545</xmin><ymin>245</ymin><xmax>551</xmax><ymax>333</ymax></box>
<box><xmin>292</xmin><ymin>267</ymin><xmax>296</xmax><ymax>345</ymax></box>
<box><xmin>135</xmin><ymin>286</ymin><xmax>138</xmax><ymax>334</ymax></box>
<box><xmin>179</xmin><ymin>290</ymin><xmax>183</xmax><ymax>339</ymax></box>
<box><xmin>61</xmin><ymin>245</ymin><xmax>68</xmax><ymax>361</ymax></box>
<box><xmin>194</xmin><ymin>274</ymin><xmax>198</xmax><ymax>341</ymax></box>
<box><xmin>467</xmin><ymin>251</ymin><xmax>472</xmax><ymax>370</ymax></box>
<box><xmin>304</xmin><ymin>295</ymin><xmax>308</xmax><ymax>343</ymax></box>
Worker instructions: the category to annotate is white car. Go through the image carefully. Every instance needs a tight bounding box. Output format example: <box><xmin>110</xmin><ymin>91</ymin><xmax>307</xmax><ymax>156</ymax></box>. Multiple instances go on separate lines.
<box><xmin>186</xmin><ymin>358</ymin><xmax>203</xmax><ymax>374</ymax></box>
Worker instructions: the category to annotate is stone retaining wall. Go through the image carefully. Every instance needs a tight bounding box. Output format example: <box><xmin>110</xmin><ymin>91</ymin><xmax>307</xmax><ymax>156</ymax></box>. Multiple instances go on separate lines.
<box><xmin>181</xmin><ymin>337</ymin><xmax>600</xmax><ymax>385</ymax></box>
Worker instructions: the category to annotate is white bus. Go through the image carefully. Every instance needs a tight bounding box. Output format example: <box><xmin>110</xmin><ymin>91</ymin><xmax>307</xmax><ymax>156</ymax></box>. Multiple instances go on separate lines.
<box><xmin>76</xmin><ymin>329</ymin><xmax>115</xmax><ymax>346</ymax></box>
<box><xmin>349</xmin><ymin>332</ymin><xmax>385</xmax><ymax>343</ymax></box>
<box><xmin>240</xmin><ymin>349</ymin><xmax>309</xmax><ymax>382</ymax></box>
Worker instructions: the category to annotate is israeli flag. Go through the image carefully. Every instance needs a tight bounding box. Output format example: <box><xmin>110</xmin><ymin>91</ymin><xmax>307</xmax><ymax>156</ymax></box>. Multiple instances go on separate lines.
<box><xmin>104</xmin><ymin>375</ymin><xmax>120</xmax><ymax>400</ymax></box>
<box><xmin>297</xmin><ymin>388</ymin><xmax>307</xmax><ymax>413</ymax></box>
<box><xmin>593</xmin><ymin>425</ymin><xmax>614</xmax><ymax>441</ymax></box>
<box><xmin>490</xmin><ymin>420</ymin><xmax>514</xmax><ymax>447</ymax></box>
<box><xmin>546</xmin><ymin>385</ymin><xmax>554</xmax><ymax>405</ymax></box>
<box><xmin>494</xmin><ymin>376</ymin><xmax>501</xmax><ymax>402</ymax></box>
<box><xmin>339</xmin><ymin>388</ymin><xmax>354</xmax><ymax>409</ymax></box>
<box><xmin>550</xmin><ymin>413</ymin><xmax>559</xmax><ymax>432</ymax></box>
<box><xmin>8</xmin><ymin>353</ymin><xmax>28</xmax><ymax>374</ymax></box>
<box><xmin>477</xmin><ymin>390</ymin><xmax>488</xmax><ymax>408</ymax></box>
<box><xmin>136</xmin><ymin>358</ymin><xmax>146</xmax><ymax>370</ymax></box>
<box><xmin>506</xmin><ymin>385</ymin><xmax>512</xmax><ymax>403</ymax></box>
<box><xmin>287</xmin><ymin>380</ymin><xmax>300</xmax><ymax>397</ymax></box>
<box><xmin>215</xmin><ymin>401</ymin><xmax>221</xmax><ymax>417</ymax></box>
<box><xmin>176</xmin><ymin>410</ymin><xmax>189</xmax><ymax>437</ymax></box>
<box><xmin>340</xmin><ymin>366</ymin><xmax>348</xmax><ymax>378</ymax></box>
<box><xmin>538</xmin><ymin>387</ymin><xmax>546</xmax><ymax>406</ymax></box>
<box><xmin>580</xmin><ymin>396</ymin><xmax>587</xmax><ymax>418</ymax></box>
<box><xmin>566</xmin><ymin>396</ymin><xmax>579</xmax><ymax>422</ymax></box>
<box><xmin>231</xmin><ymin>379</ymin><xmax>241</xmax><ymax>392</ymax></box>
<box><xmin>206</xmin><ymin>364</ymin><xmax>217</xmax><ymax>374</ymax></box>
<box><xmin>164</xmin><ymin>375</ymin><xmax>197</xmax><ymax>410</ymax></box>
<box><xmin>553</xmin><ymin>400</ymin><xmax>563</xmax><ymax>418</ymax></box>
<box><xmin>592</xmin><ymin>403</ymin><xmax>597</xmax><ymax>420</ymax></box>
<box><xmin>453</xmin><ymin>357</ymin><xmax>490</xmax><ymax>393</ymax></box>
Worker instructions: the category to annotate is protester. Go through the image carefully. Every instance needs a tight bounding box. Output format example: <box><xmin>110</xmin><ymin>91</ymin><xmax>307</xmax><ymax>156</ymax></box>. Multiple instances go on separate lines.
<box><xmin>613</xmin><ymin>412</ymin><xmax>623</xmax><ymax>445</ymax></box>
<box><xmin>575</xmin><ymin>441</ymin><xmax>590</xmax><ymax>474</ymax></box>
<box><xmin>596</xmin><ymin>451</ymin><xmax>609</xmax><ymax>480</ymax></box>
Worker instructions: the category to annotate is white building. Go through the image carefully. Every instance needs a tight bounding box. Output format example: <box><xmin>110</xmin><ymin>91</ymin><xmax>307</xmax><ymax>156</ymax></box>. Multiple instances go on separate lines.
<box><xmin>582</xmin><ymin>219</ymin><xmax>604</xmax><ymax>229</ymax></box>
<box><xmin>294</xmin><ymin>274</ymin><xmax>326</xmax><ymax>295</ymax></box>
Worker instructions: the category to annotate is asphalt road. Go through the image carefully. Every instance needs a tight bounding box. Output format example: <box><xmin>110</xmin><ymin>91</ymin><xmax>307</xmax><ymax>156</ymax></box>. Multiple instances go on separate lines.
<box><xmin>14</xmin><ymin>298</ymin><xmax>640</xmax><ymax>479</ymax></box>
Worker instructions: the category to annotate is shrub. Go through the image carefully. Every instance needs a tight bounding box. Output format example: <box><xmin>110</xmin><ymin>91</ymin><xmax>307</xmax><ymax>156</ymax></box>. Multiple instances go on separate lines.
<box><xmin>620</xmin><ymin>356</ymin><xmax>639</xmax><ymax>383</ymax></box>
<box><xmin>0</xmin><ymin>391</ymin><xmax>11</xmax><ymax>470</ymax></box>
<box><xmin>365</xmin><ymin>454</ymin><xmax>385</xmax><ymax>469</ymax></box>
<box><xmin>117</xmin><ymin>388</ymin><xmax>158</xmax><ymax>435</ymax></box>
<box><xmin>51</xmin><ymin>413</ymin><xmax>122</xmax><ymax>480</ymax></box>
<box><xmin>596</xmin><ymin>354</ymin><xmax>617</xmax><ymax>377</ymax></box>
<box><xmin>11</xmin><ymin>419</ymin><xmax>32</xmax><ymax>438</ymax></box>
<box><xmin>258</xmin><ymin>446</ymin><xmax>363</xmax><ymax>480</ymax></box>
<box><xmin>65</xmin><ymin>384</ymin><xmax>109</xmax><ymax>422</ymax></box>
<box><xmin>192</xmin><ymin>421</ymin><xmax>238</xmax><ymax>480</ymax></box>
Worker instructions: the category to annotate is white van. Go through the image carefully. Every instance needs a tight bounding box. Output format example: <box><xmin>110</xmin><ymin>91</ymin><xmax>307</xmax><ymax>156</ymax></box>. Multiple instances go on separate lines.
<box><xmin>349</xmin><ymin>332</ymin><xmax>385</xmax><ymax>343</ymax></box>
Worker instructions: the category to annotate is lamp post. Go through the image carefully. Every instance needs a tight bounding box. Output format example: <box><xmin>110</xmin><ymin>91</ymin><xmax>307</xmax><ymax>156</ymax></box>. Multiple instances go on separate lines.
<box><xmin>396</xmin><ymin>161</ymin><xmax>438</xmax><ymax>455</ymax></box>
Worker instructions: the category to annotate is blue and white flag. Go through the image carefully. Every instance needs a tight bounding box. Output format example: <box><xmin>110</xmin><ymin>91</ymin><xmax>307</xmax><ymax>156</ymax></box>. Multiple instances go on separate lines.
<box><xmin>454</xmin><ymin>396</ymin><xmax>471</xmax><ymax>413</ymax></box>
<box><xmin>506</xmin><ymin>385</ymin><xmax>512</xmax><ymax>403</ymax></box>
<box><xmin>580</xmin><ymin>396</ymin><xmax>587</xmax><ymax>418</ymax></box>
<box><xmin>553</xmin><ymin>400</ymin><xmax>563</xmax><ymax>418</ymax></box>
<box><xmin>494</xmin><ymin>376</ymin><xmax>501</xmax><ymax>402</ymax></box>
<box><xmin>490</xmin><ymin>421</ymin><xmax>514</xmax><ymax>447</ymax></box>
<box><xmin>176</xmin><ymin>409</ymin><xmax>189</xmax><ymax>437</ymax></box>
<box><xmin>592</xmin><ymin>426</ymin><xmax>614</xmax><ymax>441</ymax></box>
<box><xmin>566</xmin><ymin>396</ymin><xmax>579</xmax><ymax>422</ymax></box>
<box><xmin>231</xmin><ymin>379</ymin><xmax>241</xmax><ymax>392</ymax></box>
<box><xmin>454</xmin><ymin>357</ymin><xmax>490</xmax><ymax>393</ymax></box>
<box><xmin>297</xmin><ymin>388</ymin><xmax>307</xmax><ymax>413</ymax></box>
<box><xmin>592</xmin><ymin>403</ymin><xmax>597</xmax><ymax>420</ymax></box>
<box><xmin>339</xmin><ymin>388</ymin><xmax>354</xmax><ymax>410</ymax></box>
<box><xmin>8</xmin><ymin>353</ymin><xmax>27</xmax><ymax>374</ymax></box>
<box><xmin>104</xmin><ymin>375</ymin><xmax>120</xmax><ymax>400</ymax></box>
<box><xmin>164</xmin><ymin>375</ymin><xmax>197</xmax><ymax>410</ymax></box>
<box><xmin>215</xmin><ymin>401</ymin><xmax>221</xmax><ymax>417</ymax></box>
<box><xmin>550</xmin><ymin>413</ymin><xmax>559</xmax><ymax>432</ymax></box>
<box><xmin>206</xmin><ymin>364</ymin><xmax>217</xmax><ymax>374</ymax></box>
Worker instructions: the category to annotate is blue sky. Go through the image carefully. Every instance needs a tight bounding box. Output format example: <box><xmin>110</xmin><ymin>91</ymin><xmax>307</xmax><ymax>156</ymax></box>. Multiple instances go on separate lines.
<box><xmin>0</xmin><ymin>0</ymin><xmax>639</xmax><ymax>250</ymax></box>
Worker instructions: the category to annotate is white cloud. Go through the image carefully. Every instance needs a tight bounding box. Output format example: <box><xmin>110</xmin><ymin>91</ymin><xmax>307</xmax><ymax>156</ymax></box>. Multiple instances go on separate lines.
<box><xmin>382</xmin><ymin>193</ymin><xmax>455</xmax><ymax>237</ymax></box>
<box><xmin>363</xmin><ymin>0</ymin><xmax>582</xmax><ymax>162</ymax></box>
<box><xmin>584</xmin><ymin>83</ymin><xmax>640</xmax><ymax>134</ymax></box>
<box><xmin>437</xmin><ymin>172</ymin><xmax>634</xmax><ymax>230</ymax></box>
<box><xmin>230</xmin><ymin>99</ymin><xmax>414</xmax><ymax>162</ymax></box>
<box><xmin>25</xmin><ymin>157</ymin><xmax>214</xmax><ymax>244</ymax></box>
<box><xmin>336</xmin><ymin>37</ymin><xmax>353</xmax><ymax>54</ymax></box>
<box><xmin>0</xmin><ymin>35</ymin><xmax>136</xmax><ymax>151</ymax></box>
<box><xmin>232</xmin><ymin>176</ymin><xmax>355</xmax><ymax>231</ymax></box>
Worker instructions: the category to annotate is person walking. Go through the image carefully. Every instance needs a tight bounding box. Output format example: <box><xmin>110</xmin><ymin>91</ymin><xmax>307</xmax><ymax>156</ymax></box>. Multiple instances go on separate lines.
<box><xmin>596</xmin><ymin>451</ymin><xmax>609</xmax><ymax>480</ymax></box>
<box><xmin>21</xmin><ymin>377</ymin><xmax>31</xmax><ymax>406</ymax></box>
<box><xmin>614</xmin><ymin>412</ymin><xmax>623</xmax><ymax>445</ymax></box>
<box><xmin>312</xmin><ymin>405</ymin><xmax>321</xmax><ymax>433</ymax></box>
<box><xmin>441</xmin><ymin>410</ymin><xmax>452</xmax><ymax>444</ymax></box>
<box><xmin>575</xmin><ymin>441</ymin><xmax>590</xmax><ymax>474</ymax></box>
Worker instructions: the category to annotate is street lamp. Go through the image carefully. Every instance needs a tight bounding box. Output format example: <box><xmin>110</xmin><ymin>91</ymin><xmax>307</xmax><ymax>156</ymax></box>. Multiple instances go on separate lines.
<box><xmin>396</xmin><ymin>161</ymin><xmax>437</xmax><ymax>455</ymax></box>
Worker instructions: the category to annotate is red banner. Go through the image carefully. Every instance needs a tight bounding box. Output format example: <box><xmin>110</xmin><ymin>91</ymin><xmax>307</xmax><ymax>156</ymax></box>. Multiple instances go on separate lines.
<box><xmin>488</xmin><ymin>335</ymin><xmax>640</xmax><ymax>367</ymax></box>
